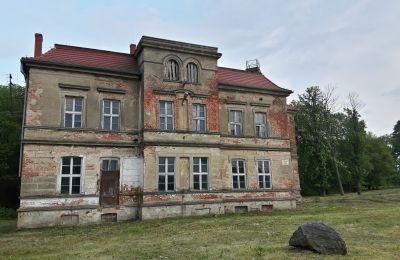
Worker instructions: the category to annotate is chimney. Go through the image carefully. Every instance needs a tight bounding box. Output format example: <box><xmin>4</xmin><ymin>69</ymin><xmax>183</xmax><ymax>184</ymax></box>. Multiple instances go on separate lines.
<box><xmin>34</xmin><ymin>33</ymin><xmax>43</xmax><ymax>58</ymax></box>
<box><xmin>130</xmin><ymin>44</ymin><xmax>136</xmax><ymax>55</ymax></box>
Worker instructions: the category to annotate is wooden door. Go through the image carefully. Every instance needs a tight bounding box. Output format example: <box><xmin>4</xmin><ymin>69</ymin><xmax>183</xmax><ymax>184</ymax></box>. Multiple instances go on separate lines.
<box><xmin>100</xmin><ymin>170</ymin><xmax>120</xmax><ymax>207</ymax></box>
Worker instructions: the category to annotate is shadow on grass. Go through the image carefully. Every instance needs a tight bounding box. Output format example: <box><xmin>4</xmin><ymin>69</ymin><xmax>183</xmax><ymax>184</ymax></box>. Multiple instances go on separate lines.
<box><xmin>0</xmin><ymin>219</ymin><xmax>16</xmax><ymax>236</ymax></box>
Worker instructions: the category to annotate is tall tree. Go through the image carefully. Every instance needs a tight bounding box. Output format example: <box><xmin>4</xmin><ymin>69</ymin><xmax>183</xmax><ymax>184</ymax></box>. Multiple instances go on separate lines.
<box><xmin>392</xmin><ymin>120</ymin><xmax>400</xmax><ymax>172</ymax></box>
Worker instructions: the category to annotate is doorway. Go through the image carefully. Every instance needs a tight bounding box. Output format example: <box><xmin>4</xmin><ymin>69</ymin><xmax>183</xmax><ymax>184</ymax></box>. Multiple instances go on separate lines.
<box><xmin>100</xmin><ymin>159</ymin><xmax>120</xmax><ymax>207</ymax></box>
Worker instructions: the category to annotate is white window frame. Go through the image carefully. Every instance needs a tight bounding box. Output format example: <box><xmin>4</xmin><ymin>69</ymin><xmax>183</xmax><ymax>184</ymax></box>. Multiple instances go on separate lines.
<box><xmin>187</xmin><ymin>62</ymin><xmax>198</xmax><ymax>83</ymax></box>
<box><xmin>231</xmin><ymin>159</ymin><xmax>246</xmax><ymax>189</ymax></box>
<box><xmin>158</xmin><ymin>157</ymin><xmax>175</xmax><ymax>192</ymax></box>
<box><xmin>257</xmin><ymin>160</ymin><xmax>272</xmax><ymax>189</ymax></box>
<box><xmin>102</xmin><ymin>100</ymin><xmax>120</xmax><ymax>131</ymax></box>
<box><xmin>159</xmin><ymin>101</ymin><xmax>174</xmax><ymax>130</ymax></box>
<box><xmin>192</xmin><ymin>104</ymin><xmax>206</xmax><ymax>132</ymax></box>
<box><xmin>255</xmin><ymin>112</ymin><xmax>267</xmax><ymax>138</ymax></box>
<box><xmin>229</xmin><ymin>110</ymin><xmax>243</xmax><ymax>136</ymax></box>
<box><xmin>193</xmin><ymin>157</ymin><xmax>208</xmax><ymax>190</ymax></box>
<box><xmin>60</xmin><ymin>156</ymin><xmax>83</xmax><ymax>195</ymax></box>
<box><xmin>64</xmin><ymin>96</ymin><xmax>83</xmax><ymax>128</ymax></box>
<box><xmin>166</xmin><ymin>59</ymin><xmax>180</xmax><ymax>81</ymax></box>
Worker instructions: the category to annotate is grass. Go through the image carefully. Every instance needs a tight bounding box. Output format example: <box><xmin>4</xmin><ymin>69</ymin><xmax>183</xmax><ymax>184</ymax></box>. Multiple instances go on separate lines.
<box><xmin>1</xmin><ymin>189</ymin><xmax>400</xmax><ymax>259</ymax></box>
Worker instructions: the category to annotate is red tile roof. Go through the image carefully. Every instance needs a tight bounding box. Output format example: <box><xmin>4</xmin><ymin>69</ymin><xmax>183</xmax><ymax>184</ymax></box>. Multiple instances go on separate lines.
<box><xmin>22</xmin><ymin>44</ymin><xmax>140</xmax><ymax>75</ymax></box>
<box><xmin>217</xmin><ymin>67</ymin><xmax>292</xmax><ymax>93</ymax></box>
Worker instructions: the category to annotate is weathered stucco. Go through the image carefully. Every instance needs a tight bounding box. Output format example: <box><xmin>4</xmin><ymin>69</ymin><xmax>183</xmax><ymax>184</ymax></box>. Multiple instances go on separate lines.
<box><xmin>18</xmin><ymin>36</ymin><xmax>300</xmax><ymax>228</ymax></box>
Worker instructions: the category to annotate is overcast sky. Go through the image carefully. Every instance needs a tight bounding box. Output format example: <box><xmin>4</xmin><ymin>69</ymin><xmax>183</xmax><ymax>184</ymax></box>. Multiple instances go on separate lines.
<box><xmin>1</xmin><ymin>0</ymin><xmax>399</xmax><ymax>135</ymax></box>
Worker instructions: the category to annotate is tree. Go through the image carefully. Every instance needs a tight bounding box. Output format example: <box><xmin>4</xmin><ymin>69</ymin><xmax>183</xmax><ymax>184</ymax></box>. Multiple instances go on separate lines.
<box><xmin>392</xmin><ymin>120</ymin><xmax>400</xmax><ymax>172</ymax></box>
<box><xmin>0</xmin><ymin>83</ymin><xmax>24</xmax><ymax>208</ymax></box>
<box><xmin>341</xmin><ymin>93</ymin><xmax>367</xmax><ymax>195</ymax></box>
<box><xmin>294</xmin><ymin>86</ymin><xmax>339</xmax><ymax>195</ymax></box>
<box><xmin>364</xmin><ymin>133</ymin><xmax>395</xmax><ymax>189</ymax></box>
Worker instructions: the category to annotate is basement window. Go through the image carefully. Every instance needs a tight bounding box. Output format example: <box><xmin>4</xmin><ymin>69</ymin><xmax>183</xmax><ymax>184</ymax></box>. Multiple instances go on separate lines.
<box><xmin>166</xmin><ymin>59</ymin><xmax>180</xmax><ymax>81</ymax></box>
<box><xmin>158</xmin><ymin>157</ymin><xmax>175</xmax><ymax>192</ymax></box>
<box><xmin>60</xmin><ymin>157</ymin><xmax>82</xmax><ymax>195</ymax></box>
<box><xmin>193</xmin><ymin>157</ymin><xmax>208</xmax><ymax>190</ymax></box>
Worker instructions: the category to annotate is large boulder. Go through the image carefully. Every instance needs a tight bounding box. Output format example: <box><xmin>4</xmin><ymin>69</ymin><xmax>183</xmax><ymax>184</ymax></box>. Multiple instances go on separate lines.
<box><xmin>289</xmin><ymin>222</ymin><xmax>347</xmax><ymax>255</ymax></box>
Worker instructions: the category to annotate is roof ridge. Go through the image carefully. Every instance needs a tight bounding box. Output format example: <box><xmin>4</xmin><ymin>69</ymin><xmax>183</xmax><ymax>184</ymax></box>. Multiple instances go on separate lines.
<box><xmin>218</xmin><ymin>66</ymin><xmax>248</xmax><ymax>72</ymax></box>
<box><xmin>54</xmin><ymin>44</ymin><xmax>132</xmax><ymax>56</ymax></box>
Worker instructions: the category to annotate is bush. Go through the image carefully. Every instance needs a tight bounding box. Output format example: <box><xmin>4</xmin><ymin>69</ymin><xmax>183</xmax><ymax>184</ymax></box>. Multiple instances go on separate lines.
<box><xmin>0</xmin><ymin>207</ymin><xmax>17</xmax><ymax>219</ymax></box>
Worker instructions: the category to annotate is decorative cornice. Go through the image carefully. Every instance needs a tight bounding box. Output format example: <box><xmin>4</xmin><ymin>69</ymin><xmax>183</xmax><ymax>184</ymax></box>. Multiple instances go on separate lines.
<box><xmin>59</xmin><ymin>83</ymin><xmax>90</xmax><ymax>91</ymax></box>
<box><xmin>24</xmin><ymin>125</ymin><xmax>139</xmax><ymax>135</ymax></box>
<box><xmin>250</xmin><ymin>102</ymin><xmax>271</xmax><ymax>107</ymax></box>
<box><xmin>153</xmin><ymin>88</ymin><xmax>210</xmax><ymax>99</ymax></box>
<box><xmin>97</xmin><ymin>87</ymin><xmax>127</xmax><ymax>94</ymax></box>
<box><xmin>225</xmin><ymin>100</ymin><xmax>247</xmax><ymax>105</ymax></box>
<box><xmin>22</xmin><ymin>139</ymin><xmax>138</xmax><ymax>148</ymax></box>
<box><xmin>219</xmin><ymin>84</ymin><xmax>292</xmax><ymax>96</ymax></box>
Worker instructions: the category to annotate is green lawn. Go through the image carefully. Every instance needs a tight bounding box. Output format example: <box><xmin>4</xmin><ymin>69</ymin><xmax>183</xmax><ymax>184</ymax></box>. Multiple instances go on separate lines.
<box><xmin>1</xmin><ymin>189</ymin><xmax>400</xmax><ymax>259</ymax></box>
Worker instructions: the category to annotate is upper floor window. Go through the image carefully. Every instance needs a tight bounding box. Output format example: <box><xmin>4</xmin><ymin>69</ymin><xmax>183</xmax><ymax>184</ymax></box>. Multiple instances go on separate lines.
<box><xmin>158</xmin><ymin>157</ymin><xmax>175</xmax><ymax>192</ymax></box>
<box><xmin>193</xmin><ymin>157</ymin><xmax>208</xmax><ymax>190</ymax></box>
<box><xmin>64</xmin><ymin>96</ymin><xmax>83</xmax><ymax>128</ymax></box>
<box><xmin>61</xmin><ymin>156</ymin><xmax>82</xmax><ymax>195</ymax></box>
<box><xmin>103</xmin><ymin>100</ymin><xmax>120</xmax><ymax>131</ymax></box>
<box><xmin>192</xmin><ymin>104</ymin><xmax>206</xmax><ymax>132</ymax></box>
<box><xmin>160</xmin><ymin>101</ymin><xmax>174</xmax><ymax>130</ymax></box>
<box><xmin>229</xmin><ymin>110</ymin><xmax>243</xmax><ymax>136</ymax></box>
<box><xmin>255</xmin><ymin>112</ymin><xmax>267</xmax><ymax>137</ymax></box>
<box><xmin>232</xmin><ymin>159</ymin><xmax>246</xmax><ymax>189</ymax></box>
<box><xmin>166</xmin><ymin>59</ymin><xmax>180</xmax><ymax>81</ymax></box>
<box><xmin>258</xmin><ymin>160</ymin><xmax>272</xmax><ymax>189</ymax></box>
<box><xmin>187</xmin><ymin>63</ymin><xmax>198</xmax><ymax>83</ymax></box>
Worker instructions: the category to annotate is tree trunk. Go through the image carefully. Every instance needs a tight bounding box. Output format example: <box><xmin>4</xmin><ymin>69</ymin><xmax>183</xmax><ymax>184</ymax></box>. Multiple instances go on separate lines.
<box><xmin>356</xmin><ymin>179</ymin><xmax>361</xmax><ymax>195</ymax></box>
<box><xmin>333</xmin><ymin>155</ymin><xmax>344</xmax><ymax>195</ymax></box>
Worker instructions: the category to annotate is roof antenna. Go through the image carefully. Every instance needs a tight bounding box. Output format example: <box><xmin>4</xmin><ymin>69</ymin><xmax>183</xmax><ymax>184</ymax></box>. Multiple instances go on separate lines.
<box><xmin>246</xmin><ymin>59</ymin><xmax>260</xmax><ymax>73</ymax></box>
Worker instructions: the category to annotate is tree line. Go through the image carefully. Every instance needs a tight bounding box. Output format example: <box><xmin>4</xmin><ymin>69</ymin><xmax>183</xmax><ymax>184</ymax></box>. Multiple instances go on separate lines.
<box><xmin>292</xmin><ymin>86</ymin><xmax>399</xmax><ymax>195</ymax></box>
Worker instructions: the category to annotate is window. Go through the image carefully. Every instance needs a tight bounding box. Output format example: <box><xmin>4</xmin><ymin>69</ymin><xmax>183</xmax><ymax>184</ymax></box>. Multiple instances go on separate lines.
<box><xmin>231</xmin><ymin>159</ymin><xmax>246</xmax><ymax>189</ymax></box>
<box><xmin>103</xmin><ymin>100</ymin><xmax>120</xmax><ymax>131</ymax></box>
<box><xmin>166</xmin><ymin>59</ymin><xmax>180</xmax><ymax>81</ymax></box>
<box><xmin>101</xmin><ymin>158</ymin><xmax>119</xmax><ymax>171</ymax></box>
<box><xmin>229</xmin><ymin>110</ymin><xmax>243</xmax><ymax>136</ymax></box>
<box><xmin>158</xmin><ymin>157</ymin><xmax>175</xmax><ymax>191</ymax></box>
<box><xmin>193</xmin><ymin>157</ymin><xmax>208</xmax><ymax>190</ymax></box>
<box><xmin>64</xmin><ymin>96</ymin><xmax>83</xmax><ymax>128</ymax></box>
<box><xmin>192</xmin><ymin>104</ymin><xmax>206</xmax><ymax>131</ymax></box>
<box><xmin>258</xmin><ymin>160</ymin><xmax>272</xmax><ymax>189</ymax></box>
<box><xmin>159</xmin><ymin>101</ymin><xmax>174</xmax><ymax>130</ymax></box>
<box><xmin>255</xmin><ymin>112</ymin><xmax>267</xmax><ymax>137</ymax></box>
<box><xmin>187</xmin><ymin>63</ymin><xmax>198</xmax><ymax>83</ymax></box>
<box><xmin>61</xmin><ymin>157</ymin><xmax>82</xmax><ymax>195</ymax></box>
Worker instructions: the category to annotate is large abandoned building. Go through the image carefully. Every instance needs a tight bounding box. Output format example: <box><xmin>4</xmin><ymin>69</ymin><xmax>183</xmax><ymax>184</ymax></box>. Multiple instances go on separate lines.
<box><xmin>18</xmin><ymin>33</ymin><xmax>300</xmax><ymax>228</ymax></box>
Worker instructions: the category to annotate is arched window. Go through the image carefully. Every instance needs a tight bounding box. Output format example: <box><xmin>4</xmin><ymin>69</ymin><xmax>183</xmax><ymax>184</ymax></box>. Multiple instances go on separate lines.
<box><xmin>166</xmin><ymin>59</ymin><xmax>180</xmax><ymax>81</ymax></box>
<box><xmin>187</xmin><ymin>63</ymin><xmax>198</xmax><ymax>83</ymax></box>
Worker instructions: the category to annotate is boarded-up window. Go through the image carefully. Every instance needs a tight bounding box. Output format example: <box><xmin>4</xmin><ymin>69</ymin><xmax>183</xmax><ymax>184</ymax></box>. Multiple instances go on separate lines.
<box><xmin>187</xmin><ymin>63</ymin><xmax>198</xmax><ymax>83</ymax></box>
<box><xmin>166</xmin><ymin>60</ymin><xmax>180</xmax><ymax>81</ymax></box>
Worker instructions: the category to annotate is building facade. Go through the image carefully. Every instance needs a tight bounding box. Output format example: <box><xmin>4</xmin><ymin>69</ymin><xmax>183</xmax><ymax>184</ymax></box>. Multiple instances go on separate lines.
<box><xmin>18</xmin><ymin>34</ymin><xmax>300</xmax><ymax>228</ymax></box>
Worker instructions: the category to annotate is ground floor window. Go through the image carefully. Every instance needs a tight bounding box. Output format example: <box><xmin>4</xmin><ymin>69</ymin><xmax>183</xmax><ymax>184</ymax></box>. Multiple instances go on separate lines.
<box><xmin>258</xmin><ymin>160</ymin><xmax>272</xmax><ymax>189</ymax></box>
<box><xmin>193</xmin><ymin>157</ymin><xmax>208</xmax><ymax>190</ymax></box>
<box><xmin>231</xmin><ymin>159</ymin><xmax>246</xmax><ymax>189</ymax></box>
<box><xmin>61</xmin><ymin>156</ymin><xmax>82</xmax><ymax>194</ymax></box>
<box><xmin>158</xmin><ymin>157</ymin><xmax>175</xmax><ymax>191</ymax></box>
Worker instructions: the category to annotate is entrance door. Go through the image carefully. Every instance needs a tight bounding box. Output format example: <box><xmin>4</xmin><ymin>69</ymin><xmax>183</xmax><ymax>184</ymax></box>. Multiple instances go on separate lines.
<box><xmin>100</xmin><ymin>159</ymin><xmax>120</xmax><ymax>207</ymax></box>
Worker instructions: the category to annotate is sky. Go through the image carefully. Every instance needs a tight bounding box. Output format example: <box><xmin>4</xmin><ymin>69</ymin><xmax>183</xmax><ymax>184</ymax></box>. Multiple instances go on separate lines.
<box><xmin>1</xmin><ymin>0</ymin><xmax>399</xmax><ymax>135</ymax></box>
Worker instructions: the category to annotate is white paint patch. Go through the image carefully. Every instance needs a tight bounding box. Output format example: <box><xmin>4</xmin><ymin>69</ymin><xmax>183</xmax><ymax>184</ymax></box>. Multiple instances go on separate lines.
<box><xmin>121</xmin><ymin>157</ymin><xmax>143</xmax><ymax>188</ymax></box>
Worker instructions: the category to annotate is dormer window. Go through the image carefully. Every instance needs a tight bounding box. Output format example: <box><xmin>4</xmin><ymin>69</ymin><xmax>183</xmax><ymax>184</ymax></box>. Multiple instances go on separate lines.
<box><xmin>187</xmin><ymin>63</ymin><xmax>198</xmax><ymax>83</ymax></box>
<box><xmin>166</xmin><ymin>59</ymin><xmax>180</xmax><ymax>81</ymax></box>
